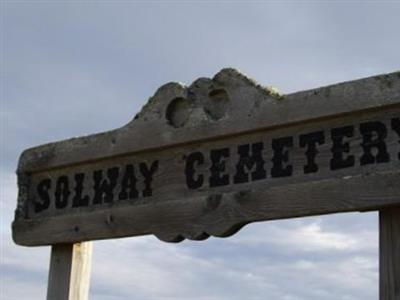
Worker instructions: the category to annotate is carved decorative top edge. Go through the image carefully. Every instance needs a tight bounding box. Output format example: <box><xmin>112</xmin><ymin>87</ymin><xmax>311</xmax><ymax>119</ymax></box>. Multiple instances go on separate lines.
<box><xmin>16</xmin><ymin>69</ymin><xmax>400</xmax><ymax>174</ymax></box>
<box><xmin>131</xmin><ymin>68</ymin><xmax>281</xmax><ymax>125</ymax></box>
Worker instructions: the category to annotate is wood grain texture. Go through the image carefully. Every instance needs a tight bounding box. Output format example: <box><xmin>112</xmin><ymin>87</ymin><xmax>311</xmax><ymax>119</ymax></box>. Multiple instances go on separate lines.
<box><xmin>380</xmin><ymin>207</ymin><xmax>400</xmax><ymax>300</ymax></box>
<box><xmin>12</xmin><ymin>69</ymin><xmax>400</xmax><ymax>246</ymax></box>
<box><xmin>69</xmin><ymin>242</ymin><xmax>92</xmax><ymax>300</ymax></box>
<box><xmin>46</xmin><ymin>243</ymin><xmax>92</xmax><ymax>300</ymax></box>
<box><xmin>13</xmin><ymin>171</ymin><xmax>400</xmax><ymax>245</ymax></box>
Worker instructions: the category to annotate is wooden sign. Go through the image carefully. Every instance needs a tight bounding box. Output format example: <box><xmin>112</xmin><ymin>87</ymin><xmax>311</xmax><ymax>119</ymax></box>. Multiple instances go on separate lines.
<box><xmin>12</xmin><ymin>69</ymin><xmax>400</xmax><ymax>246</ymax></box>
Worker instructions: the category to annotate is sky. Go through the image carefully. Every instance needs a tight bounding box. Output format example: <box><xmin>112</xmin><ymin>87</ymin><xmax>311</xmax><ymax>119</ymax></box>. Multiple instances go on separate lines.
<box><xmin>1</xmin><ymin>1</ymin><xmax>400</xmax><ymax>299</ymax></box>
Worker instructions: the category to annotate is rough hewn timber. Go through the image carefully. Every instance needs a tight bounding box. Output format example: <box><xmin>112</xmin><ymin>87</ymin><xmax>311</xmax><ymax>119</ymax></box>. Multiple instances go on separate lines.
<box><xmin>12</xmin><ymin>69</ymin><xmax>400</xmax><ymax>246</ymax></box>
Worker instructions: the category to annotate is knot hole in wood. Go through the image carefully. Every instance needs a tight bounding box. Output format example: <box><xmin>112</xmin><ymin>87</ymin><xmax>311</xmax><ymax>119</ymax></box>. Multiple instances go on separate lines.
<box><xmin>165</xmin><ymin>97</ymin><xmax>192</xmax><ymax>128</ymax></box>
<box><xmin>204</xmin><ymin>88</ymin><xmax>230</xmax><ymax>121</ymax></box>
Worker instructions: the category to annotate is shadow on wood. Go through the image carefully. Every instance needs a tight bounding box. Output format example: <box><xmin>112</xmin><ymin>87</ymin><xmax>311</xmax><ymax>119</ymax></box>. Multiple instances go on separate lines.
<box><xmin>47</xmin><ymin>242</ymin><xmax>92</xmax><ymax>300</ymax></box>
<box><xmin>380</xmin><ymin>206</ymin><xmax>400</xmax><ymax>300</ymax></box>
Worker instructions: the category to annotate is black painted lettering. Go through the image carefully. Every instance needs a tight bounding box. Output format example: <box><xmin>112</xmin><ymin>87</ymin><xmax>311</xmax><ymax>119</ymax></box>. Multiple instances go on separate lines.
<box><xmin>140</xmin><ymin>161</ymin><xmax>159</xmax><ymax>197</ymax></box>
<box><xmin>233</xmin><ymin>143</ymin><xmax>266</xmax><ymax>184</ymax></box>
<box><xmin>72</xmin><ymin>173</ymin><xmax>89</xmax><ymax>207</ymax></box>
<box><xmin>392</xmin><ymin>118</ymin><xmax>400</xmax><ymax>160</ymax></box>
<box><xmin>209</xmin><ymin>148</ymin><xmax>230</xmax><ymax>187</ymax></box>
<box><xmin>118</xmin><ymin>164</ymin><xmax>138</xmax><ymax>201</ymax></box>
<box><xmin>271</xmin><ymin>137</ymin><xmax>293</xmax><ymax>177</ymax></box>
<box><xmin>360</xmin><ymin>121</ymin><xmax>390</xmax><ymax>165</ymax></box>
<box><xmin>55</xmin><ymin>176</ymin><xmax>70</xmax><ymax>209</ymax></box>
<box><xmin>330</xmin><ymin>126</ymin><xmax>355</xmax><ymax>170</ymax></box>
<box><xmin>35</xmin><ymin>179</ymin><xmax>51</xmax><ymax>213</ymax></box>
<box><xmin>299</xmin><ymin>131</ymin><xmax>325</xmax><ymax>174</ymax></box>
<box><xmin>185</xmin><ymin>152</ymin><xmax>204</xmax><ymax>189</ymax></box>
<box><xmin>93</xmin><ymin>167</ymin><xmax>119</xmax><ymax>204</ymax></box>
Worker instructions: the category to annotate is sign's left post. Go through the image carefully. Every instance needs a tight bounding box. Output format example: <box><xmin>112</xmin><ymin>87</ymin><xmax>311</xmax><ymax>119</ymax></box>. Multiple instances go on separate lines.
<box><xmin>46</xmin><ymin>242</ymin><xmax>92</xmax><ymax>300</ymax></box>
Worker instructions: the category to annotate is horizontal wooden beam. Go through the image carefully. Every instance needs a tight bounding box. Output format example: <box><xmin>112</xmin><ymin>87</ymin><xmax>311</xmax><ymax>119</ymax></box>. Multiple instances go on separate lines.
<box><xmin>14</xmin><ymin>171</ymin><xmax>400</xmax><ymax>246</ymax></box>
<box><xmin>12</xmin><ymin>69</ymin><xmax>400</xmax><ymax>246</ymax></box>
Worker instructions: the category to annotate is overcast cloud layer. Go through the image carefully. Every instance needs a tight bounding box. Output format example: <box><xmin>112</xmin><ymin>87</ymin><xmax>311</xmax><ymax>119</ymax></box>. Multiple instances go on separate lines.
<box><xmin>1</xmin><ymin>2</ymin><xmax>400</xmax><ymax>300</ymax></box>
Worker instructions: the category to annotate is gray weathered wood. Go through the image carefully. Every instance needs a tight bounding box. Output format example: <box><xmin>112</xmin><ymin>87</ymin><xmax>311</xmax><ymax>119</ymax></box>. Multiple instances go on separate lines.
<box><xmin>13</xmin><ymin>171</ymin><xmax>400</xmax><ymax>245</ymax></box>
<box><xmin>47</xmin><ymin>244</ymin><xmax>73</xmax><ymax>300</ymax></box>
<box><xmin>47</xmin><ymin>242</ymin><xmax>92</xmax><ymax>300</ymax></box>
<box><xmin>12</xmin><ymin>69</ymin><xmax>400</xmax><ymax>246</ymax></box>
<box><xmin>16</xmin><ymin>70</ymin><xmax>400</xmax><ymax>173</ymax></box>
<box><xmin>380</xmin><ymin>207</ymin><xmax>400</xmax><ymax>300</ymax></box>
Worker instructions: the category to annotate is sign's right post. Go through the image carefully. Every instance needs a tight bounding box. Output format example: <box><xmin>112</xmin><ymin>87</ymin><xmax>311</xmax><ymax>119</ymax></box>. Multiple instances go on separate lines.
<box><xmin>380</xmin><ymin>206</ymin><xmax>400</xmax><ymax>300</ymax></box>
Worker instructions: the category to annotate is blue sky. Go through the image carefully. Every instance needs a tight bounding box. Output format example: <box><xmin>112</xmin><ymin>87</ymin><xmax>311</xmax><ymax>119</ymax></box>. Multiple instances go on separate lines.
<box><xmin>1</xmin><ymin>1</ymin><xmax>399</xmax><ymax>299</ymax></box>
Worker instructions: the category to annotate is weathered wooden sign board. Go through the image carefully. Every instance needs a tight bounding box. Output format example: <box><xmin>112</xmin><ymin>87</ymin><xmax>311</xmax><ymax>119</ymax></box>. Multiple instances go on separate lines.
<box><xmin>13</xmin><ymin>68</ymin><xmax>400</xmax><ymax>244</ymax></box>
<box><xmin>12</xmin><ymin>69</ymin><xmax>400</xmax><ymax>299</ymax></box>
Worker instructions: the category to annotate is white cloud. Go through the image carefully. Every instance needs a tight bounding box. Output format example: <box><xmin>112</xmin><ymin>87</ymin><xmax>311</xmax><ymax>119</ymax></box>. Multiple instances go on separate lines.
<box><xmin>230</xmin><ymin>216</ymin><xmax>377</xmax><ymax>253</ymax></box>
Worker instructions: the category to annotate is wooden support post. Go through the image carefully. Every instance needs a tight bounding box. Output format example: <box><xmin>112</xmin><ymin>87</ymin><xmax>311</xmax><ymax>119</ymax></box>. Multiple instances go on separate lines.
<box><xmin>47</xmin><ymin>242</ymin><xmax>93</xmax><ymax>300</ymax></box>
<box><xmin>380</xmin><ymin>207</ymin><xmax>400</xmax><ymax>300</ymax></box>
